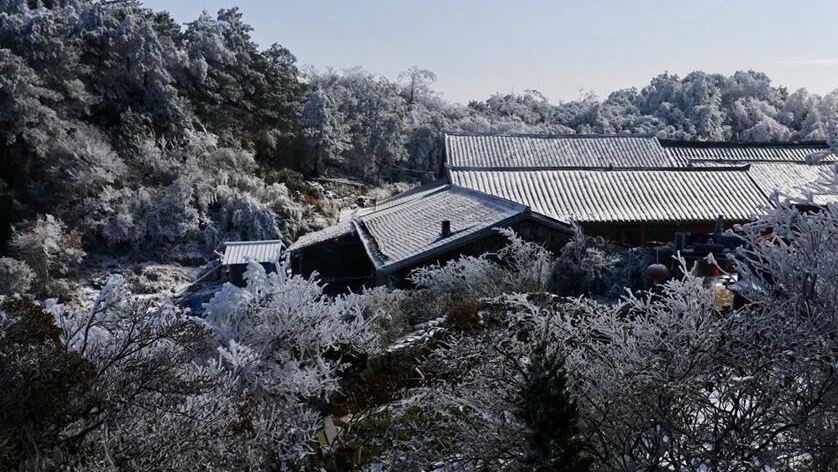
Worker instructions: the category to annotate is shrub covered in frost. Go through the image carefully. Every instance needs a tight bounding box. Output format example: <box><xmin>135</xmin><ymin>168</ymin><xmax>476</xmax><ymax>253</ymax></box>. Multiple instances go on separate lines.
<box><xmin>408</xmin><ymin>229</ymin><xmax>555</xmax><ymax>321</ymax></box>
<box><xmin>0</xmin><ymin>257</ymin><xmax>35</xmax><ymax>295</ymax></box>
<box><xmin>10</xmin><ymin>214</ymin><xmax>84</xmax><ymax>294</ymax></box>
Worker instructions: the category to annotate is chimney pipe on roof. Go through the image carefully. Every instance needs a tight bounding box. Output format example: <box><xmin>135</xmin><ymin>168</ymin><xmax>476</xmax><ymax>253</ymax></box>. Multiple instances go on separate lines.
<box><xmin>441</xmin><ymin>220</ymin><xmax>452</xmax><ymax>238</ymax></box>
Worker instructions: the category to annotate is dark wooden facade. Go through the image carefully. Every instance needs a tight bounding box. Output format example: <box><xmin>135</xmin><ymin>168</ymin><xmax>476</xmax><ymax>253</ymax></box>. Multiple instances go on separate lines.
<box><xmin>289</xmin><ymin>232</ymin><xmax>375</xmax><ymax>294</ymax></box>
<box><xmin>289</xmin><ymin>215</ymin><xmax>571</xmax><ymax>293</ymax></box>
<box><xmin>583</xmin><ymin>220</ymin><xmax>743</xmax><ymax>247</ymax></box>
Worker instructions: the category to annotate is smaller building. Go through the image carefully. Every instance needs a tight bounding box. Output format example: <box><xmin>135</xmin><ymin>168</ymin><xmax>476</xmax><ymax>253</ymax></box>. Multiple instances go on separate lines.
<box><xmin>288</xmin><ymin>183</ymin><xmax>572</xmax><ymax>292</ymax></box>
<box><xmin>221</xmin><ymin>240</ymin><xmax>285</xmax><ymax>286</ymax></box>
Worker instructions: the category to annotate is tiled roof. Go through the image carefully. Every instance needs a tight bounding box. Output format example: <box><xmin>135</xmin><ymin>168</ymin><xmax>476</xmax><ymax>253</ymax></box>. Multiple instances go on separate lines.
<box><xmin>222</xmin><ymin>240</ymin><xmax>284</xmax><ymax>265</ymax></box>
<box><xmin>747</xmin><ymin>163</ymin><xmax>838</xmax><ymax>205</ymax></box>
<box><xmin>354</xmin><ymin>186</ymin><xmax>527</xmax><ymax>272</ymax></box>
<box><xmin>450</xmin><ymin>168</ymin><xmax>767</xmax><ymax>223</ymax></box>
<box><xmin>287</xmin><ymin>221</ymin><xmax>354</xmax><ymax>251</ymax></box>
<box><xmin>661</xmin><ymin>140</ymin><xmax>835</xmax><ymax>165</ymax></box>
<box><xmin>445</xmin><ymin>131</ymin><xmax>673</xmax><ymax>169</ymax></box>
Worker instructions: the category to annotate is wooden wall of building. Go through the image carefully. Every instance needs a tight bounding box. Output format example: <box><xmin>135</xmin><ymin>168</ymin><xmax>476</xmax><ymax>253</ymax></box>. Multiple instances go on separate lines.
<box><xmin>583</xmin><ymin>220</ymin><xmax>743</xmax><ymax>246</ymax></box>
<box><xmin>290</xmin><ymin>233</ymin><xmax>374</xmax><ymax>293</ymax></box>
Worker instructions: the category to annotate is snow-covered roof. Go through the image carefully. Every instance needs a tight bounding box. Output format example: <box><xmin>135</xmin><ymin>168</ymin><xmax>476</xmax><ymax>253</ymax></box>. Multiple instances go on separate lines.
<box><xmin>353</xmin><ymin>185</ymin><xmax>528</xmax><ymax>273</ymax></box>
<box><xmin>445</xmin><ymin>131</ymin><xmax>674</xmax><ymax>169</ymax></box>
<box><xmin>287</xmin><ymin>220</ymin><xmax>354</xmax><ymax>251</ymax></box>
<box><xmin>291</xmin><ymin>135</ymin><xmax>838</xmax><ymax>269</ymax></box>
<box><xmin>222</xmin><ymin>240</ymin><xmax>284</xmax><ymax>265</ymax></box>
<box><xmin>747</xmin><ymin>162</ymin><xmax>838</xmax><ymax>205</ymax></box>
<box><xmin>373</xmin><ymin>178</ymin><xmax>448</xmax><ymax>211</ymax></box>
<box><xmin>450</xmin><ymin>168</ymin><xmax>768</xmax><ymax>223</ymax></box>
<box><xmin>661</xmin><ymin>140</ymin><xmax>836</xmax><ymax>165</ymax></box>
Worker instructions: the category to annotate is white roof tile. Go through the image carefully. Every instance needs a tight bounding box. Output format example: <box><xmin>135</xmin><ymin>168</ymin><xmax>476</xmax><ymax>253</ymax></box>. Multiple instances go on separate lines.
<box><xmin>222</xmin><ymin>240</ymin><xmax>284</xmax><ymax>265</ymax></box>
<box><xmin>445</xmin><ymin>132</ymin><xmax>673</xmax><ymax>169</ymax></box>
<box><xmin>450</xmin><ymin>168</ymin><xmax>767</xmax><ymax>223</ymax></box>
<box><xmin>663</xmin><ymin>141</ymin><xmax>835</xmax><ymax>165</ymax></box>
<box><xmin>747</xmin><ymin>162</ymin><xmax>838</xmax><ymax>205</ymax></box>
<box><xmin>355</xmin><ymin>186</ymin><xmax>527</xmax><ymax>271</ymax></box>
<box><xmin>287</xmin><ymin>221</ymin><xmax>353</xmax><ymax>251</ymax></box>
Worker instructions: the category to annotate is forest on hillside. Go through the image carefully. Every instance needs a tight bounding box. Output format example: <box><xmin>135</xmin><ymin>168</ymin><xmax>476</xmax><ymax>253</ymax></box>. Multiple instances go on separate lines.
<box><xmin>2</xmin><ymin>1</ymin><xmax>838</xmax><ymax>472</ymax></box>
<box><xmin>2</xmin><ymin>0</ymin><xmax>838</xmax><ymax>264</ymax></box>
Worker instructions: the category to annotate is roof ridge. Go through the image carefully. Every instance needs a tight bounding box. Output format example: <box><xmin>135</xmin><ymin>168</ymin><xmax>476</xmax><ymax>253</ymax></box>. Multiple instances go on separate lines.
<box><xmin>660</xmin><ymin>139</ymin><xmax>830</xmax><ymax>149</ymax></box>
<box><xmin>448</xmin><ymin>165</ymin><xmax>753</xmax><ymax>173</ymax></box>
<box><xmin>444</xmin><ymin>130</ymin><xmax>658</xmax><ymax>139</ymax></box>
<box><xmin>686</xmin><ymin>157</ymin><xmax>837</xmax><ymax>164</ymax></box>
<box><xmin>358</xmin><ymin>184</ymin><xmax>527</xmax><ymax>221</ymax></box>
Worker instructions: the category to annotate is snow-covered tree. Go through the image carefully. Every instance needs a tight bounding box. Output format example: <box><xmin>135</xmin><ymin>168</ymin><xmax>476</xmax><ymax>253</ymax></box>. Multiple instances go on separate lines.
<box><xmin>300</xmin><ymin>87</ymin><xmax>351</xmax><ymax>175</ymax></box>
<box><xmin>398</xmin><ymin>66</ymin><xmax>437</xmax><ymax>105</ymax></box>
<box><xmin>10</xmin><ymin>214</ymin><xmax>84</xmax><ymax>294</ymax></box>
<box><xmin>183</xmin><ymin>8</ymin><xmax>304</xmax><ymax>153</ymax></box>
<box><xmin>306</xmin><ymin>68</ymin><xmax>408</xmax><ymax>181</ymax></box>
<box><xmin>0</xmin><ymin>257</ymin><xmax>35</xmax><ymax>295</ymax></box>
<box><xmin>0</xmin><ymin>255</ymin><xmax>395</xmax><ymax>470</ymax></box>
<box><xmin>385</xmin><ymin>294</ymin><xmax>591</xmax><ymax>472</ymax></box>
<box><xmin>549</xmin><ymin>194</ymin><xmax>838</xmax><ymax>471</ymax></box>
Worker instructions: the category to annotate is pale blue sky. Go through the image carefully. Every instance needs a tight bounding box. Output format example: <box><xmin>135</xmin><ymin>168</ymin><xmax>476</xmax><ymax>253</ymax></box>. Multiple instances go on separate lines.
<box><xmin>142</xmin><ymin>0</ymin><xmax>838</xmax><ymax>103</ymax></box>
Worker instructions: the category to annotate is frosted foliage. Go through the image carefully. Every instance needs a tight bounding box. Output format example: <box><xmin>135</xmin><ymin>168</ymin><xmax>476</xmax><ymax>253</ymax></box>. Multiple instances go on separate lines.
<box><xmin>731</xmin><ymin>97</ymin><xmax>792</xmax><ymax>141</ymax></box>
<box><xmin>0</xmin><ymin>49</ymin><xmax>61</xmax><ymax>147</ymax></box>
<box><xmin>407</xmin><ymin>229</ymin><xmax>555</xmax><ymax>317</ymax></box>
<box><xmin>43</xmin><ymin>277</ymin><xmax>253</xmax><ymax>471</ymax></box>
<box><xmin>46</xmin><ymin>125</ymin><xmax>127</xmax><ymax>196</ymax></box>
<box><xmin>0</xmin><ymin>257</ymin><xmax>35</xmax><ymax>295</ymax></box>
<box><xmin>300</xmin><ymin>87</ymin><xmax>351</xmax><ymax>174</ymax></box>
<box><xmin>27</xmin><ymin>263</ymin><xmax>385</xmax><ymax>471</ymax></box>
<box><xmin>204</xmin><ymin>261</ymin><xmax>382</xmax><ymax>398</ymax></box>
<box><xmin>387</xmin><ymin>294</ymin><xmax>587</xmax><ymax>472</ymax></box>
<box><xmin>78</xmin><ymin>131</ymin><xmax>304</xmax><ymax>254</ymax></box>
<box><xmin>199</xmin><ymin>260</ymin><xmax>384</xmax><ymax>465</ymax></box>
<box><xmin>10</xmin><ymin>214</ymin><xmax>84</xmax><ymax>292</ymax></box>
<box><xmin>544</xmin><ymin>199</ymin><xmax>838</xmax><ymax>471</ymax></box>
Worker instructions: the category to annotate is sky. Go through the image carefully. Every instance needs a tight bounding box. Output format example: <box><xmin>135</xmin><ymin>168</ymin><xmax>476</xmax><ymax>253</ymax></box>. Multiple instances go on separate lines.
<box><xmin>141</xmin><ymin>0</ymin><xmax>838</xmax><ymax>104</ymax></box>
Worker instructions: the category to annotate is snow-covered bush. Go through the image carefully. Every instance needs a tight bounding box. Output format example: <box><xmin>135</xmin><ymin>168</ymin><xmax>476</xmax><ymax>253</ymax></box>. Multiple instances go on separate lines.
<box><xmin>0</xmin><ymin>257</ymin><xmax>36</xmax><ymax>295</ymax></box>
<box><xmin>77</xmin><ymin>132</ymin><xmax>306</xmax><ymax>259</ymax></box>
<box><xmin>346</xmin><ymin>286</ymin><xmax>413</xmax><ymax>347</ymax></box>
<box><xmin>201</xmin><ymin>260</ymin><xmax>385</xmax><ymax>466</ymax></box>
<box><xmin>550</xmin><ymin>223</ymin><xmax>621</xmax><ymax>297</ymax></box>
<box><xmin>383</xmin><ymin>294</ymin><xmax>591</xmax><ymax>472</ymax></box>
<box><xmin>0</xmin><ymin>256</ymin><xmax>394</xmax><ymax>470</ymax></box>
<box><xmin>10</xmin><ymin>214</ymin><xmax>84</xmax><ymax>294</ymax></box>
<box><xmin>204</xmin><ymin>260</ymin><xmax>383</xmax><ymax>391</ymax></box>
<box><xmin>548</xmin><ymin>195</ymin><xmax>838</xmax><ymax>471</ymax></box>
<box><xmin>408</xmin><ymin>229</ymin><xmax>555</xmax><ymax>321</ymax></box>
